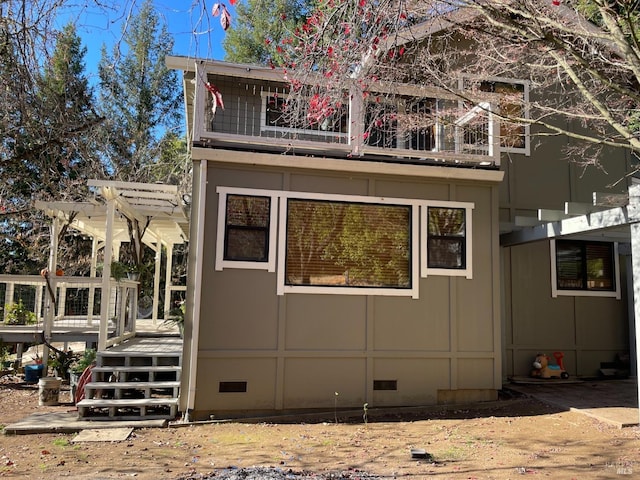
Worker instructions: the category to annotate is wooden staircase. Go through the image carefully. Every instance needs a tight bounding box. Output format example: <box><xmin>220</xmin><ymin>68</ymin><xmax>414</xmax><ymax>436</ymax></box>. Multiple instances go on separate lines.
<box><xmin>77</xmin><ymin>337</ymin><xmax>182</xmax><ymax>421</ymax></box>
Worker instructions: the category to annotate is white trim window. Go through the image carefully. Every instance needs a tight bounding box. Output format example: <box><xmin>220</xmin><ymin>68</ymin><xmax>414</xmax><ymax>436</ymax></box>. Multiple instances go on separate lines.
<box><xmin>216</xmin><ymin>187</ymin><xmax>475</xmax><ymax>297</ymax></box>
<box><xmin>215</xmin><ymin>187</ymin><xmax>278</xmax><ymax>272</ymax></box>
<box><xmin>460</xmin><ymin>76</ymin><xmax>530</xmax><ymax>156</ymax></box>
<box><xmin>550</xmin><ymin>239</ymin><xmax>620</xmax><ymax>299</ymax></box>
<box><xmin>421</xmin><ymin>202</ymin><xmax>474</xmax><ymax>279</ymax></box>
<box><xmin>277</xmin><ymin>192</ymin><xmax>420</xmax><ymax>298</ymax></box>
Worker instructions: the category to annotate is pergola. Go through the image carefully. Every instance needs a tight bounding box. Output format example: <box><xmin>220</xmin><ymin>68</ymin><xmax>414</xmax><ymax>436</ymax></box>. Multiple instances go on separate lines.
<box><xmin>35</xmin><ymin>180</ymin><xmax>189</xmax><ymax>351</ymax></box>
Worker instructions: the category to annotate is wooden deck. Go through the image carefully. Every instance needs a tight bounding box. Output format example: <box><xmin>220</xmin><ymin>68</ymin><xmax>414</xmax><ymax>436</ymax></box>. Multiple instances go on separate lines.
<box><xmin>100</xmin><ymin>336</ymin><xmax>183</xmax><ymax>355</ymax></box>
<box><xmin>0</xmin><ymin>319</ymin><xmax>179</xmax><ymax>345</ymax></box>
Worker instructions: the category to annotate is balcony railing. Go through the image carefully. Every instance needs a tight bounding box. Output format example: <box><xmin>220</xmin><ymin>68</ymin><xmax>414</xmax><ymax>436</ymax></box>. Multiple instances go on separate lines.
<box><xmin>190</xmin><ymin>64</ymin><xmax>500</xmax><ymax>166</ymax></box>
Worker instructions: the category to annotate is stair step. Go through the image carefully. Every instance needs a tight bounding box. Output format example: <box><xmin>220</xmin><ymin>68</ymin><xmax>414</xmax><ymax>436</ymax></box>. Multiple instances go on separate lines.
<box><xmin>97</xmin><ymin>356</ymin><xmax>181</xmax><ymax>367</ymax></box>
<box><xmin>77</xmin><ymin>397</ymin><xmax>179</xmax><ymax>419</ymax></box>
<box><xmin>99</xmin><ymin>350</ymin><xmax>182</xmax><ymax>357</ymax></box>
<box><xmin>92</xmin><ymin>366</ymin><xmax>180</xmax><ymax>379</ymax></box>
<box><xmin>84</xmin><ymin>381</ymin><xmax>180</xmax><ymax>400</ymax></box>
<box><xmin>92</xmin><ymin>365</ymin><xmax>181</xmax><ymax>372</ymax></box>
<box><xmin>79</xmin><ymin>338</ymin><xmax>183</xmax><ymax>421</ymax></box>
<box><xmin>86</xmin><ymin>381</ymin><xmax>180</xmax><ymax>389</ymax></box>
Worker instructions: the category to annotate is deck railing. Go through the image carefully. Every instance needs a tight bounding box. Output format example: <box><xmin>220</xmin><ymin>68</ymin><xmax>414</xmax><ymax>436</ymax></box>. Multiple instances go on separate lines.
<box><xmin>191</xmin><ymin>65</ymin><xmax>499</xmax><ymax>166</ymax></box>
<box><xmin>0</xmin><ymin>275</ymin><xmax>138</xmax><ymax>348</ymax></box>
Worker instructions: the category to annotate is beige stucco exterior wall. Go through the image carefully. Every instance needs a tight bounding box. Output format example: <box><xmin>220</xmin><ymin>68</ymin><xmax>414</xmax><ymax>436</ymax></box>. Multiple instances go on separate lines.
<box><xmin>187</xmin><ymin>157</ymin><xmax>502</xmax><ymax>418</ymax></box>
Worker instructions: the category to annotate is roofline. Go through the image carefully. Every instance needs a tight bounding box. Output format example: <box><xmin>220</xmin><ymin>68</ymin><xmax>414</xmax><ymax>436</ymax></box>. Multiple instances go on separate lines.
<box><xmin>166</xmin><ymin>56</ymin><xmax>287</xmax><ymax>82</ymax></box>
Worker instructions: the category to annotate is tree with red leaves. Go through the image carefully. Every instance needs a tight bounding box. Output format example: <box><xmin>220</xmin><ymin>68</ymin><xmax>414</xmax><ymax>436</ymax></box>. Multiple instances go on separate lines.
<box><xmin>272</xmin><ymin>0</ymin><xmax>640</xmax><ymax>171</ymax></box>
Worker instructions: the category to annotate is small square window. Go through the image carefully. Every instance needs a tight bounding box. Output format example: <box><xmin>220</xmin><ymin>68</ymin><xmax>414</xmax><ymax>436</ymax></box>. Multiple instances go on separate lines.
<box><xmin>215</xmin><ymin>188</ymin><xmax>278</xmax><ymax>272</ymax></box>
<box><xmin>421</xmin><ymin>202</ymin><xmax>473</xmax><ymax>279</ymax></box>
<box><xmin>427</xmin><ymin>207</ymin><xmax>466</xmax><ymax>269</ymax></box>
<box><xmin>224</xmin><ymin>194</ymin><xmax>270</xmax><ymax>262</ymax></box>
<box><xmin>461</xmin><ymin>76</ymin><xmax>530</xmax><ymax>155</ymax></box>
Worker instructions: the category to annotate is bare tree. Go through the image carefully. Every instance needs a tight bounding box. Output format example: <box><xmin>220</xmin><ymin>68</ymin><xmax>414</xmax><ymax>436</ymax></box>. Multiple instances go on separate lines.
<box><xmin>269</xmin><ymin>0</ymin><xmax>640</xmax><ymax>171</ymax></box>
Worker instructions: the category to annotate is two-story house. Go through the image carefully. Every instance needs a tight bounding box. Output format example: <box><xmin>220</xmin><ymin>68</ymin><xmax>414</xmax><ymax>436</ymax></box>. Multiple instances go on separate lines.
<box><xmin>166</xmin><ymin>50</ymin><xmax>635</xmax><ymax>419</ymax></box>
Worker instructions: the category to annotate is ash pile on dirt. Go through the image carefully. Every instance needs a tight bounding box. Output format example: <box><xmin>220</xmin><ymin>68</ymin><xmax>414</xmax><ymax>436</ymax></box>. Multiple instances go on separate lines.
<box><xmin>176</xmin><ymin>467</ymin><xmax>380</xmax><ymax>479</ymax></box>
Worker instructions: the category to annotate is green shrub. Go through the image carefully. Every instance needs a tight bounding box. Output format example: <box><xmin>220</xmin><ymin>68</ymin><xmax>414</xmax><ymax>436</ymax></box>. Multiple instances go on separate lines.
<box><xmin>4</xmin><ymin>299</ymin><xmax>37</xmax><ymax>325</ymax></box>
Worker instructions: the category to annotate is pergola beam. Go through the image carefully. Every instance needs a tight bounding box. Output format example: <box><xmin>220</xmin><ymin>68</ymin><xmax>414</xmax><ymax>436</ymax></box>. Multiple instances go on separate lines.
<box><xmin>502</xmin><ymin>206</ymin><xmax>636</xmax><ymax>247</ymax></box>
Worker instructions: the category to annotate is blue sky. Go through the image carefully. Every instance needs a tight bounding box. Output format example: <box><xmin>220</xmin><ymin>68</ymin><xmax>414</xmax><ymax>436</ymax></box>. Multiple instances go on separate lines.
<box><xmin>62</xmin><ymin>0</ymin><xmax>236</xmax><ymax>78</ymax></box>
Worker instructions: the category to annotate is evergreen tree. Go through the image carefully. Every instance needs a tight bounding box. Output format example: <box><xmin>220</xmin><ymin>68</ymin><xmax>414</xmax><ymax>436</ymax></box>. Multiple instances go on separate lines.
<box><xmin>223</xmin><ymin>0</ymin><xmax>315</xmax><ymax>65</ymax></box>
<box><xmin>0</xmin><ymin>22</ymin><xmax>102</xmax><ymax>273</ymax></box>
<box><xmin>98</xmin><ymin>0</ymin><xmax>183</xmax><ymax>183</ymax></box>
<box><xmin>97</xmin><ymin>0</ymin><xmax>186</xmax><ymax>269</ymax></box>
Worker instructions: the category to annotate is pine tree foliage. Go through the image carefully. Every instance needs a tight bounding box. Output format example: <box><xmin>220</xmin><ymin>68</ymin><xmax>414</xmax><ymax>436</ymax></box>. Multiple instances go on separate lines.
<box><xmin>98</xmin><ymin>0</ymin><xmax>184</xmax><ymax>183</ymax></box>
<box><xmin>0</xmin><ymin>16</ymin><xmax>102</xmax><ymax>273</ymax></box>
<box><xmin>223</xmin><ymin>0</ymin><xmax>315</xmax><ymax>65</ymax></box>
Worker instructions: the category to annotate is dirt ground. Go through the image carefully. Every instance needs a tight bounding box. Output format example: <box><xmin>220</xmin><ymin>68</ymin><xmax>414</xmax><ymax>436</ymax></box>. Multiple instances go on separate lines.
<box><xmin>1</xmin><ymin>374</ymin><xmax>639</xmax><ymax>480</ymax></box>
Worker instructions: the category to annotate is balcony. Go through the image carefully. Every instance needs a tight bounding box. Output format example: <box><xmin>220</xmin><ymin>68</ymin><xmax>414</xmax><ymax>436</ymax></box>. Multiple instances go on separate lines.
<box><xmin>170</xmin><ymin>58</ymin><xmax>501</xmax><ymax>167</ymax></box>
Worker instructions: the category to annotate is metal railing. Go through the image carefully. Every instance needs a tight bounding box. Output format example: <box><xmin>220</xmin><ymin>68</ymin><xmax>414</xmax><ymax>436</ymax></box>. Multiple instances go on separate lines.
<box><xmin>192</xmin><ymin>69</ymin><xmax>499</xmax><ymax>166</ymax></box>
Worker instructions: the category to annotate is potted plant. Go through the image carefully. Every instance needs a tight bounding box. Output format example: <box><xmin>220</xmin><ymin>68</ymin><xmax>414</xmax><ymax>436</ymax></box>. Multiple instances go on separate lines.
<box><xmin>3</xmin><ymin>299</ymin><xmax>37</xmax><ymax>325</ymax></box>
<box><xmin>109</xmin><ymin>261</ymin><xmax>129</xmax><ymax>282</ymax></box>
<box><xmin>48</xmin><ymin>348</ymin><xmax>77</xmax><ymax>380</ymax></box>
<box><xmin>163</xmin><ymin>301</ymin><xmax>185</xmax><ymax>337</ymax></box>
<box><xmin>126</xmin><ymin>263</ymin><xmax>142</xmax><ymax>281</ymax></box>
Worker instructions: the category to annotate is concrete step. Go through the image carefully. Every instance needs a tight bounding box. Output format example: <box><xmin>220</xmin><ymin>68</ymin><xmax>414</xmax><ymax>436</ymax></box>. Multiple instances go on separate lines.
<box><xmin>77</xmin><ymin>397</ymin><xmax>179</xmax><ymax>420</ymax></box>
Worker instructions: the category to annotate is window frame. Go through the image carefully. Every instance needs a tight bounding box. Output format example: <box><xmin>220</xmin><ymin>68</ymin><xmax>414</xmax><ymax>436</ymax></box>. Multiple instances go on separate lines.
<box><xmin>420</xmin><ymin>201</ymin><xmax>474</xmax><ymax>279</ymax></box>
<box><xmin>215</xmin><ymin>187</ymin><xmax>476</xmax><ymax>296</ymax></box>
<box><xmin>277</xmin><ymin>191</ymin><xmax>421</xmax><ymax>298</ymax></box>
<box><xmin>550</xmin><ymin>239</ymin><xmax>620</xmax><ymax>299</ymax></box>
<box><xmin>260</xmin><ymin>92</ymin><xmax>349</xmax><ymax>138</ymax></box>
<box><xmin>459</xmin><ymin>75</ymin><xmax>530</xmax><ymax>156</ymax></box>
<box><xmin>215</xmin><ymin>187</ymin><xmax>279</xmax><ymax>272</ymax></box>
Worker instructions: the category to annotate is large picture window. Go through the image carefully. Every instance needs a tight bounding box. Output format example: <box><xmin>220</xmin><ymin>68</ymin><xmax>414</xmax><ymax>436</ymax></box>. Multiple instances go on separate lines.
<box><xmin>551</xmin><ymin>240</ymin><xmax>620</xmax><ymax>298</ymax></box>
<box><xmin>285</xmin><ymin>199</ymin><xmax>411</xmax><ymax>289</ymax></box>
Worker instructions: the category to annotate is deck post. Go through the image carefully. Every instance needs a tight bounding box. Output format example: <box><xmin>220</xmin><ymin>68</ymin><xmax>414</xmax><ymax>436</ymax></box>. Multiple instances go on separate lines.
<box><xmin>628</xmin><ymin>184</ymin><xmax>640</xmax><ymax>426</ymax></box>
<box><xmin>153</xmin><ymin>242</ymin><xmax>162</xmax><ymax>325</ymax></box>
<box><xmin>87</xmin><ymin>237</ymin><xmax>99</xmax><ymax>326</ymax></box>
<box><xmin>43</xmin><ymin>217</ymin><xmax>60</xmax><ymax>366</ymax></box>
<box><xmin>99</xmin><ymin>198</ymin><xmax>116</xmax><ymax>351</ymax></box>
<box><xmin>164</xmin><ymin>243</ymin><xmax>174</xmax><ymax>319</ymax></box>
